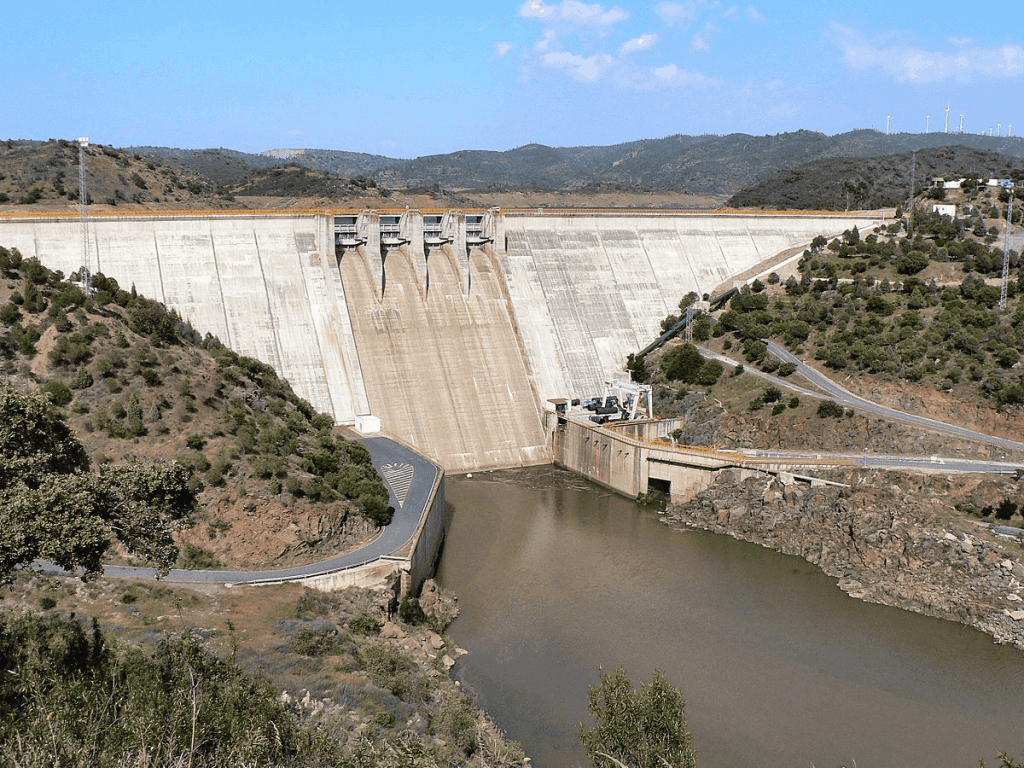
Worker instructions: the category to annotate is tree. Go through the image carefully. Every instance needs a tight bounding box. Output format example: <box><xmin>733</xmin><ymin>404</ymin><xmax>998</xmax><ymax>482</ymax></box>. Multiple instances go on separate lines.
<box><xmin>661</xmin><ymin>344</ymin><xmax>704</xmax><ymax>383</ymax></box>
<box><xmin>580</xmin><ymin>666</ymin><xmax>697</xmax><ymax>768</ymax></box>
<box><xmin>0</xmin><ymin>385</ymin><xmax>197</xmax><ymax>584</ymax></box>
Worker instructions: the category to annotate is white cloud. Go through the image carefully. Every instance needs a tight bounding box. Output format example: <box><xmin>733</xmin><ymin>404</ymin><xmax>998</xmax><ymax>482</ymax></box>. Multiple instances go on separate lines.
<box><xmin>495</xmin><ymin>41</ymin><xmax>514</xmax><ymax>58</ymax></box>
<box><xmin>535</xmin><ymin>29</ymin><xmax>558</xmax><ymax>51</ymax></box>
<box><xmin>689</xmin><ymin>22</ymin><xmax>716</xmax><ymax>52</ymax></box>
<box><xmin>831</xmin><ymin>23</ymin><xmax>1024</xmax><ymax>83</ymax></box>
<box><xmin>655</xmin><ymin>1</ymin><xmax>711</xmax><ymax>28</ymax></box>
<box><xmin>541</xmin><ymin>50</ymin><xmax>615</xmax><ymax>81</ymax></box>
<box><xmin>651</xmin><ymin>63</ymin><xmax>717</xmax><ymax>88</ymax></box>
<box><xmin>519</xmin><ymin>0</ymin><xmax>628</xmax><ymax>29</ymax></box>
<box><xmin>746</xmin><ymin>5</ymin><xmax>764</xmax><ymax>22</ymax></box>
<box><xmin>520</xmin><ymin>1</ymin><xmax>555</xmax><ymax>21</ymax></box>
<box><xmin>619</xmin><ymin>33</ymin><xmax>659</xmax><ymax>55</ymax></box>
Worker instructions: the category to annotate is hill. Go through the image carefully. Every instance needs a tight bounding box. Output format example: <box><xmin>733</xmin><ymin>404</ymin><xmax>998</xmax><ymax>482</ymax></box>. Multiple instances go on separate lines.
<box><xmin>350</xmin><ymin>129</ymin><xmax>1024</xmax><ymax>196</ymax></box>
<box><xmin>726</xmin><ymin>145</ymin><xmax>1024</xmax><ymax>210</ymax></box>
<box><xmin>7</xmin><ymin>130</ymin><xmax>1024</xmax><ymax>211</ymax></box>
<box><xmin>0</xmin><ymin>245</ymin><xmax>392</xmax><ymax>569</ymax></box>
<box><xmin>0</xmin><ymin>139</ymin><xmax>234</xmax><ymax>209</ymax></box>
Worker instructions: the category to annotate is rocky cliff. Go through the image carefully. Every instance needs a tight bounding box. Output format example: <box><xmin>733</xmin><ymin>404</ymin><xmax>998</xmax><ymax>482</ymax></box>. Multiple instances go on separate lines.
<box><xmin>664</xmin><ymin>469</ymin><xmax>1024</xmax><ymax>649</ymax></box>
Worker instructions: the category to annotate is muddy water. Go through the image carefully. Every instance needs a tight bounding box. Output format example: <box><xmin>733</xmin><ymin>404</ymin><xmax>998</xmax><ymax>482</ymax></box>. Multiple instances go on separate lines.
<box><xmin>435</xmin><ymin>467</ymin><xmax>1024</xmax><ymax>768</ymax></box>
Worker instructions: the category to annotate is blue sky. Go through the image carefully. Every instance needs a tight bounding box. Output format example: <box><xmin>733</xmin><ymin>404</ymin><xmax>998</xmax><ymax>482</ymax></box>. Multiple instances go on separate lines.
<box><xmin>6</xmin><ymin>1</ymin><xmax>1023</xmax><ymax>157</ymax></box>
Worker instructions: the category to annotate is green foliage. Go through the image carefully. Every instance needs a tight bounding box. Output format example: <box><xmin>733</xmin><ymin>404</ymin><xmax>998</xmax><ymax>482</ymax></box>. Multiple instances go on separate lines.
<box><xmin>430</xmin><ymin>690</ymin><xmax>480</xmax><ymax>756</ymax></box>
<box><xmin>816</xmin><ymin>399</ymin><xmax>845</xmax><ymax>418</ymax></box>
<box><xmin>359</xmin><ymin>644</ymin><xmax>426</xmax><ymax>702</ymax></box>
<box><xmin>176</xmin><ymin>542</ymin><xmax>224</xmax><ymax>570</ymax></box>
<box><xmin>626</xmin><ymin>353</ymin><xmax>650</xmax><ymax>383</ymax></box>
<box><xmin>125</xmin><ymin>297</ymin><xmax>180</xmax><ymax>343</ymax></box>
<box><xmin>291</xmin><ymin>620</ymin><xmax>345</xmax><ymax>656</ymax></box>
<box><xmin>399</xmin><ymin>597</ymin><xmax>427</xmax><ymax>626</ymax></box>
<box><xmin>693</xmin><ymin>359</ymin><xmax>723</xmax><ymax>386</ymax></box>
<box><xmin>349</xmin><ymin>609</ymin><xmax>383</xmax><ymax>636</ymax></box>
<box><xmin>41</xmin><ymin>379</ymin><xmax>73</xmax><ymax>406</ymax></box>
<box><xmin>0</xmin><ymin>385</ymin><xmax>196</xmax><ymax>583</ymax></box>
<box><xmin>579</xmin><ymin>666</ymin><xmax>697</xmax><ymax>768</ymax></box>
<box><xmin>71</xmin><ymin>364</ymin><xmax>93</xmax><ymax>390</ymax></box>
<box><xmin>0</xmin><ymin>612</ymin><xmax>302</xmax><ymax>767</ymax></box>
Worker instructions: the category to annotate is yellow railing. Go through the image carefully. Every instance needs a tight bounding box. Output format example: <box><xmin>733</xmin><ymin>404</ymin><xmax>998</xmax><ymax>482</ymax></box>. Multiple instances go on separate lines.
<box><xmin>607</xmin><ymin>425</ymin><xmax>855</xmax><ymax>467</ymax></box>
<box><xmin>0</xmin><ymin>206</ymin><xmax>887</xmax><ymax>222</ymax></box>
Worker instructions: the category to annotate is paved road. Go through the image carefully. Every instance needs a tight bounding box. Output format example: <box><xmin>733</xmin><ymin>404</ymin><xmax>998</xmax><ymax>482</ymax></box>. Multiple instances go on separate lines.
<box><xmin>37</xmin><ymin>345</ymin><xmax>1024</xmax><ymax>585</ymax></box>
<box><xmin>700</xmin><ymin>341</ymin><xmax>1024</xmax><ymax>456</ymax></box>
<box><xmin>37</xmin><ymin>435</ymin><xmax>442</xmax><ymax>585</ymax></box>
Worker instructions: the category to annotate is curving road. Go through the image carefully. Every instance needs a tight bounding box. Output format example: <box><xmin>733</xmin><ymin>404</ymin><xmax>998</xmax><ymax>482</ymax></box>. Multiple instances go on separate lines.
<box><xmin>697</xmin><ymin>342</ymin><xmax>1024</xmax><ymax>456</ymax></box>
<box><xmin>36</xmin><ymin>344</ymin><xmax>1024</xmax><ymax>585</ymax></box>
<box><xmin>37</xmin><ymin>435</ymin><xmax>442</xmax><ymax>585</ymax></box>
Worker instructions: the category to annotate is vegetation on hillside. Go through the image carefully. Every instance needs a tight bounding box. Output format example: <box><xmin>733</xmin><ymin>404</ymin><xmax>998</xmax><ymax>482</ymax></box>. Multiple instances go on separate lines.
<box><xmin>8</xmin><ymin>130</ymin><xmax>1024</xmax><ymax>207</ymax></box>
<box><xmin>0</xmin><ymin>384</ymin><xmax>197</xmax><ymax>583</ymax></box>
<box><xmin>646</xmin><ymin>183</ymin><xmax>1024</xmax><ymax>413</ymax></box>
<box><xmin>0</xmin><ymin>138</ymin><xmax>233</xmax><ymax>208</ymax></box>
<box><xmin>0</xmin><ymin>578</ymin><xmax>525</xmax><ymax>767</ymax></box>
<box><xmin>727</xmin><ymin>145</ymin><xmax>1024</xmax><ymax>210</ymax></box>
<box><xmin>0</xmin><ymin>244</ymin><xmax>392</xmax><ymax>569</ymax></box>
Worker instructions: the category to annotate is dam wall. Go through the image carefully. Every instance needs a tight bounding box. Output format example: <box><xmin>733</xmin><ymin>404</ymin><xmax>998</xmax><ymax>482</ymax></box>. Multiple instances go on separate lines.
<box><xmin>0</xmin><ymin>214</ymin><xmax>370</xmax><ymax>424</ymax></box>
<box><xmin>0</xmin><ymin>209</ymin><xmax>879</xmax><ymax>472</ymax></box>
<box><xmin>503</xmin><ymin>212</ymin><xmax>880</xmax><ymax>404</ymax></box>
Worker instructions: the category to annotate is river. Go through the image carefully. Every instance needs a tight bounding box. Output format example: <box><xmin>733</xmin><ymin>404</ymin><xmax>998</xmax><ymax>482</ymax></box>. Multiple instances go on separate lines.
<box><xmin>435</xmin><ymin>467</ymin><xmax>1024</xmax><ymax>768</ymax></box>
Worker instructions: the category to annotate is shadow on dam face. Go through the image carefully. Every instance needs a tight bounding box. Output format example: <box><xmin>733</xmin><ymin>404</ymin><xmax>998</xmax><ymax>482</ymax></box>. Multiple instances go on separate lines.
<box><xmin>0</xmin><ymin>211</ymin><xmax>881</xmax><ymax>472</ymax></box>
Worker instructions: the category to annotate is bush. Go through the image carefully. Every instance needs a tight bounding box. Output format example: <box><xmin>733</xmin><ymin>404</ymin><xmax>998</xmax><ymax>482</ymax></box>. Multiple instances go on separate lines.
<box><xmin>291</xmin><ymin>621</ymin><xmax>344</xmax><ymax>656</ymax></box>
<box><xmin>349</xmin><ymin>610</ymin><xmax>383</xmax><ymax>636</ymax></box>
<box><xmin>816</xmin><ymin>399</ymin><xmax>845</xmax><ymax>418</ymax></box>
<box><xmin>399</xmin><ymin>597</ymin><xmax>427</xmax><ymax>626</ymax></box>
<box><xmin>176</xmin><ymin>542</ymin><xmax>224</xmax><ymax>569</ymax></box>
<box><xmin>41</xmin><ymin>379</ymin><xmax>73</xmax><ymax>406</ymax></box>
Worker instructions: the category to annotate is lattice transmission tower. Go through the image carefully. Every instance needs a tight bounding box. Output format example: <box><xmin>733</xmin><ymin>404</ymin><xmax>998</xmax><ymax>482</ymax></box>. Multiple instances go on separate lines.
<box><xmin>77</xmin><ymin>137</ymin><xmax>91</xmax><ymax>294</ymax></box>
<box><xmin>1000</xmin><ymin>189</ymin><xmax>1020</xmax><ymax>311</ymax></box>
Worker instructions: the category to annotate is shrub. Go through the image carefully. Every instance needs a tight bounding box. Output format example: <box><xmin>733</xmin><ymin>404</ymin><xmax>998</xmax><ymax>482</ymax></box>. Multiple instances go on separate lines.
<box><xmin>292</xmin><ymin>621</ymin><xmax>344</xmax><ymax>656</ymax></box>
<box><xmin>185</xmin><ymin>433</ymin><xmax>205</xmax><ymax>450</ymax></box>
<box><xmin>816</xmin><ymin>399</ymin><xmax>845</xmax><ymax>418</ymax></box>
<box><xmin>349</xmin><ymin>610</ymin><xmax>383</xmax><ymax>636</ymax></box>
<box><xmin>399</xmin><ymin>597</ymin><xmax>427</xmax><ymax>626</ymax></box>
<box><xmin>41</xmin><ymin>379</ymin><xmax>73</xmax><ymax>407</ymax></box>
<box><xmin>694</xmin><ymin>359</ymin><xmax>724</xmax><ymax>386</ymax></box>
<box><xmin>71</xmin><ymin>365</ymin><xmax>93</xmax><ymax>390</ymax></box>
<box><xmin>176</xmin><ymin>543</ymin><xmax>224</xmax><ymax>569</ymax></box>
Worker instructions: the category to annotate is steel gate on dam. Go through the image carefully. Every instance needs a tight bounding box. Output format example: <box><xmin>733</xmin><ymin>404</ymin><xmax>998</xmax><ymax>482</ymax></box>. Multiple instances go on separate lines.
<box><xmin>0</xmin><ymin>208</ymin><xmax>881</xmax><ymax>472</ymax></box>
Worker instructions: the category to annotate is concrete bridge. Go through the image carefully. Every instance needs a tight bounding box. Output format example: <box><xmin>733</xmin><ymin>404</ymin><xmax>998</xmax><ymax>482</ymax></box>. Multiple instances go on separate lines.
<box><xmin>548</xmin><ymin>411</ymin><xmax>854</xmax><ymax>503</ymax></box>
<box><xmin>0</xmin><ymin>207</ymin><xmax>881</xmax><ymax>472</ymax></box>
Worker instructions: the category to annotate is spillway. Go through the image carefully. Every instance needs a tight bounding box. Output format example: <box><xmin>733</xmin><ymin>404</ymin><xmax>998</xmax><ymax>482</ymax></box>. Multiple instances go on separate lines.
<box><xmin>0</xmin><ymin>209</ymin><xmax>879</xmax><ymax>471</ymax></box>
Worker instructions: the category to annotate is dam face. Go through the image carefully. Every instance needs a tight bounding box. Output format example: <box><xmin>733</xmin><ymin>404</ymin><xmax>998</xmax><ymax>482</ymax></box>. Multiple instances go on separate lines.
<box><xmin>0</xmin><ymin>210</ymin><xmax>878</xmax><ymax>471</ymax></box>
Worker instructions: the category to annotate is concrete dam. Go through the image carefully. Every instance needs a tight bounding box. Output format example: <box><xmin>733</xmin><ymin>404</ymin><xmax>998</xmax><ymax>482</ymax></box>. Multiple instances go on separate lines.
<box><xmin>0</xmin><ymin>209</ymin><xmax>880</xmax><ymax>471</ymax></box>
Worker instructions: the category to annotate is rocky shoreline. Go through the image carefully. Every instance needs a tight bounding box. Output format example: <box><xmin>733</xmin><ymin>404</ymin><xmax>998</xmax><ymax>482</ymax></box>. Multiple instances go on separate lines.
<box><xmin>663</xmin><ymin>468</ymin><xmax>1024</xmax><ymax>651</ymax></box>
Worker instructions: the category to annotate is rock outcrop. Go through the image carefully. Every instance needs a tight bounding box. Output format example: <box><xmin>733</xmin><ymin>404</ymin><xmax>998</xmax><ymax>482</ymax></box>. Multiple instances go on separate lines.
<box><xmin>665</xmin><ymin>469</ymin><xmax>1024</xmax><ymax>649</ymax></box>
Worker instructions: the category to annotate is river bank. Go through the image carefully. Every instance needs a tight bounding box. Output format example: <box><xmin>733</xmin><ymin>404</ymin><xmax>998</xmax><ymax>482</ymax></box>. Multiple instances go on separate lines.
<box><xmin>663</xmin><ymin>467</ymin><xmax>1024</xmax><ymax>650</ymax></box>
